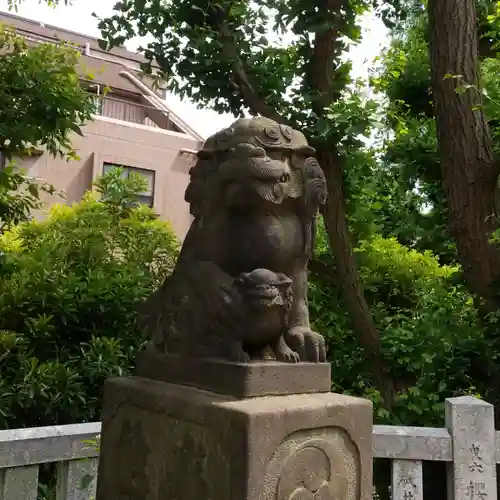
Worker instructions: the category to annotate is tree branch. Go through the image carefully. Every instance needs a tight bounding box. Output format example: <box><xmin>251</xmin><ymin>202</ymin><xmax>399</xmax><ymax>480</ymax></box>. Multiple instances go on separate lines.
<box><xmin>218</xmin><ymin>24</ymin><xmax>292</xmax><ymax>125</ymax></box>
<box><xmin>230</xmin><ymin>63</ymin><xmax>286</xmax><ymax>123</ymax></box>
<box><xmin>307</xmin><ymin>0</ymin><xmax>348</xmax><ymax>113</ymax></box>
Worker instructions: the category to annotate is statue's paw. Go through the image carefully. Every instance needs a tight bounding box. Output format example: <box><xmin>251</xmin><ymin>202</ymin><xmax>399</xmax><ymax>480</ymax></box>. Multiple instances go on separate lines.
<box><xmin>285</xmin><ymin>327</ymin><xmax>327</xmax><ymax>363</ymax></box>
<box><xmin>275</xmin><ymin>345</ymin><xmax>300</xmax><ymax>363</ymax></box>
<box><xmin>285</xmin><ymin>348</ymin><xmax>301</xmax><ymax>363</ymax></box>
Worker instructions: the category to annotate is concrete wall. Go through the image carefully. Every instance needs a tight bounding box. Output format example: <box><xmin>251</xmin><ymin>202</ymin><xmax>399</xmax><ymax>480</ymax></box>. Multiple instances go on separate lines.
<box><xmin>17</xmin><ymin>116</ymin><xmax>201</xmax><ymax>240</ymax></box>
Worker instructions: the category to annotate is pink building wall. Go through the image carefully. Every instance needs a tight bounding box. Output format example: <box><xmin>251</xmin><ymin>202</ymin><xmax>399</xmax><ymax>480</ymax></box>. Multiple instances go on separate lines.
<box><xmin>18</xmin><ymin>116</ymin><xmax>201</xmax><ymax>240</ymax></box>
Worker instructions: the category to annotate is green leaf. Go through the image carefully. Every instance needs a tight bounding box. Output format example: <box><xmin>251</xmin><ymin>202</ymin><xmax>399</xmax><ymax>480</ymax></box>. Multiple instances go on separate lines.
<box><xmin>27</xmin><ymin>183</ymin><xmax>39</xmax><ymax>198</ymax></box>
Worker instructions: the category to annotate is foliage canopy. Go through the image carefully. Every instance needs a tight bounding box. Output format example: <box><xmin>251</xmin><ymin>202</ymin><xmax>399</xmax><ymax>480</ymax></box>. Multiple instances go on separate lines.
<box><xmin>0</xmin><ymin>23</ymin><xmax>94</xmax><ymax>232</ymax></box>
<box><xmin>0</xmin><ymin>26</ymin><xmax>93</xmax><ymax>160</ymax></box>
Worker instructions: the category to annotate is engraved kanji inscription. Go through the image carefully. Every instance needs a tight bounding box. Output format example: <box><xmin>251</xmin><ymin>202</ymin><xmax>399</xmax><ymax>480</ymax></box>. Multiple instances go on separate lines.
<box><xmin>469</xmin><ymin>443</ymin><xmax>484</xmax><ymax>473</ymax></box>
<box><xmin>467</xmin><ymin>480</ymin><xmax>488</xmax><ymax>500</ymax></box>
<box><xmin>398</xmin><ymin>475</ymin><xmax>416</xmax><ymax>489</ymax></box>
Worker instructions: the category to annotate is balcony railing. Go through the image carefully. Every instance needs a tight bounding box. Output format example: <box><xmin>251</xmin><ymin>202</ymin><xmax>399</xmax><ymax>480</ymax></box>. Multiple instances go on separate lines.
<box><xmin>90</xmin><ymin>94</ymin><xmax>170</xmax><ymax>130</ymax></box>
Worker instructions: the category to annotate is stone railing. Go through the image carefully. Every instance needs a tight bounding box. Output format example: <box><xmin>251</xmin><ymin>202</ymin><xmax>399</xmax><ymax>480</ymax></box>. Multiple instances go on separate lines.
<box><xmin>0</xmin><ymin>396</ymin><xmax>496</xmax><ymax>500</ymax></box>
<box><xmin>0</xmin><ymin>422</ymin><xmax>100</xmax><ymax>500</ymax></box>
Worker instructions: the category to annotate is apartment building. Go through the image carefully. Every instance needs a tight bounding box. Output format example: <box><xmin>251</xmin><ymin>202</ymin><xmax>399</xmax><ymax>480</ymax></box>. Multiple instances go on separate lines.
<box><xmin>0</xmin><ymin>11</ymin><xmax>204</xmax><ymax>239</ymax></box>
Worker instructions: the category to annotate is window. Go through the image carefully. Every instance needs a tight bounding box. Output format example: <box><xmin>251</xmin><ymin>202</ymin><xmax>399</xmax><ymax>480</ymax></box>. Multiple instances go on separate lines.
<box><xmin>103</xmin><ymin>163</ymin><xmax>155</xmax><ymax>207</ymax></box>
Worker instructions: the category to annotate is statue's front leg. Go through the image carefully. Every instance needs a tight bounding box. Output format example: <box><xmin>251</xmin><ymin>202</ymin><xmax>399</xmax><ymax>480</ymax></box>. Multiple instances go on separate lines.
<box><xmin>285</xmin><ymin>262</ymin><xmax>327</xmax><ymax>362</ymax></box>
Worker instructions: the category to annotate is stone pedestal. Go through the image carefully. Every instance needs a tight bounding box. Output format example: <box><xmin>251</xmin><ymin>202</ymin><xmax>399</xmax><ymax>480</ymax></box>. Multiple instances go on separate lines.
<box><xmin>96</xmin><ymin>352</ymin><xmax>373</xmax><ymax>500</ymax></box>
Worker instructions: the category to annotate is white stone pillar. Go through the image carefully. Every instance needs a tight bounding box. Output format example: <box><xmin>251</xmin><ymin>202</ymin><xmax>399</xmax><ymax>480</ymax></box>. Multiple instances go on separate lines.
<box><xmin>445</xmin><ymin>396</ymin><xmax>497</xmax><ymax>500</ymax></box>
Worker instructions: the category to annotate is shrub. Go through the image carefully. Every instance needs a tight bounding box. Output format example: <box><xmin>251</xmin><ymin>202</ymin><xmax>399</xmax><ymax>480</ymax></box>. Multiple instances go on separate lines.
<box><xmin>0</xmin><ymin>169</ymin><xmax>179</xmax><ymax>429</ymax></box>
<box><xmin>310</xmin><ymin>225</ymin><xmax>486</xmax><ymax>426</ymax></box>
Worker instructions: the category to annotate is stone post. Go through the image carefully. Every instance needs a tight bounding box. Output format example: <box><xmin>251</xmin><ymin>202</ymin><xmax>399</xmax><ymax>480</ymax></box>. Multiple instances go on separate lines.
<box><xmin>391</xmin><ymin>459</ymin><xmax>423</xmax><ymax>500</ymax></box>
<box><xmin>445</xmin><ymin>396</ymin><xmax>497</xmax><ymax>500</ymax></box>
<box><xmin>95</xmin><ymin>350</ymin><xmax>373</xmax><ymax>500</ymax></box>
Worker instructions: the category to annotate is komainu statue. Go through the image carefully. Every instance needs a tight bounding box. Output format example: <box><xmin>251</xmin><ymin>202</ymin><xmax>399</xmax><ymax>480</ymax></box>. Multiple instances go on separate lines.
<box><xmin>139</xmin><ymin>117</ymin><xmax>328</xmax><ymax>363</ymax></box>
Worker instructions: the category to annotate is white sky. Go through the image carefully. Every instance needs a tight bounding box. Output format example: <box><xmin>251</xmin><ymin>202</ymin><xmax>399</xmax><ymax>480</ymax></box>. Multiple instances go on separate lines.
<box><xmin>0</xmin><ymin>0</ymin><xmax>388</xmax><ymax>138</ymax></box>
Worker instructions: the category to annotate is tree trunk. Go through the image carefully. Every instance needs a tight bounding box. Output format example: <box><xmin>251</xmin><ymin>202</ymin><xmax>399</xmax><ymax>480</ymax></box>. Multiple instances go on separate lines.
<box><xmin>225</xmin><ymin>1</ymin><xmax>396</xmax><ymax>408</ymax></box>
<box><xmin>317</xmin><ymin>147</ymin><xmax>395</xmax><ymax>408</ymax></box>
<box><xmin>298</xmin><ymin>0</ymin><xmax>395</xmax><ymax>408</ymax></box>
<box><xmin>429</xmin><ymin>0</ymin><xmax>500</xmax><ymax>308</ymax></box>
